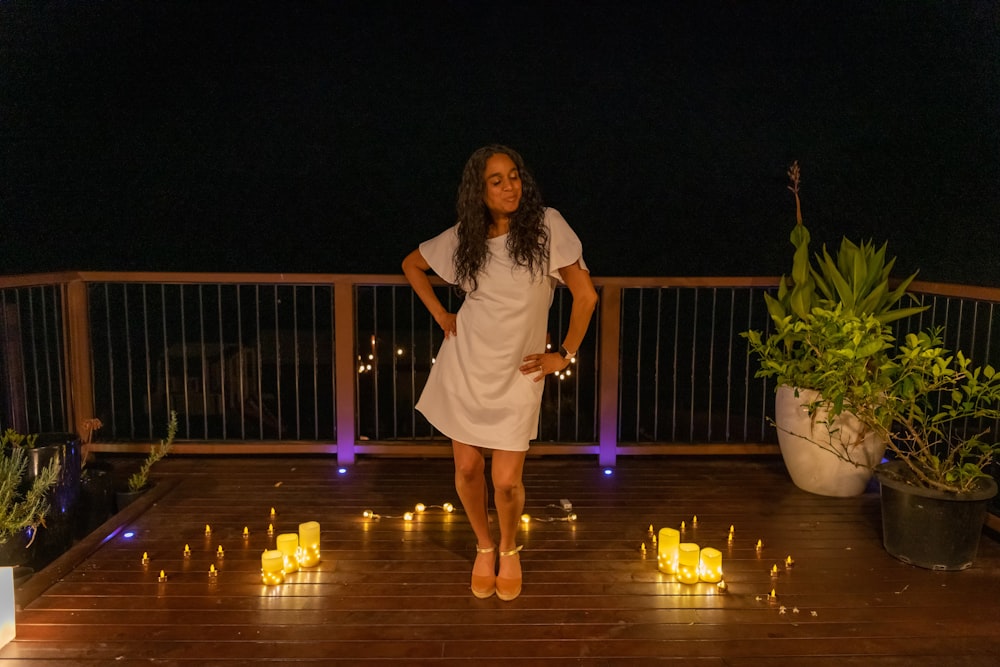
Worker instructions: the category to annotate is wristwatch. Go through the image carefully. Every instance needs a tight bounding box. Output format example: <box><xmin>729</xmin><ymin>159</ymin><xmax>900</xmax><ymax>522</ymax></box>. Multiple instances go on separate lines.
<box><xmin>559</xmin><ymin>344</ymin><xmax>576</xmax><ymax>362</ymax></box>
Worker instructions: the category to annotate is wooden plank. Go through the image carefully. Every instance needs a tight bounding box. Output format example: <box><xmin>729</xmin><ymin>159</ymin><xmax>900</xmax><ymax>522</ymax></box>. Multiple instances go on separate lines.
<box><xmin>2</xmin><ymin>456</ymin><xmax>998</xmax><ymax>664</ymax></box>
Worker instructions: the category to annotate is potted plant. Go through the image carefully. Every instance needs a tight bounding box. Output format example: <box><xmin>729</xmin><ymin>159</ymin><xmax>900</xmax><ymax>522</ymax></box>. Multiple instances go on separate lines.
<box><xmin>0</xmin><ymin>430</ymin><xmax>60</xmax><ymax>567</ymax></box>
<box><xmin>743</xmin><ymin>162</ymin><xmax>926</xmax><ymax>496</ymax></box>
<box><xmin>115</xmin><ymin>411</ymin><xmax>177</xmax><ymax>511</ymax></box>
<box><xmin>850</xmin><ymin>329</ymin><xmax>1000</xmax><ymax>570</ymax></box>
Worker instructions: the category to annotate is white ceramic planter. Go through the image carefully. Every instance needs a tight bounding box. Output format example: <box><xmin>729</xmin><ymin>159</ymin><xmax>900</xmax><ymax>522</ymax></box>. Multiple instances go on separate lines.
<box><xmin>775</xmin><ymin>385</ymin><xmax>886</xmax><ymax>497</ymax></box>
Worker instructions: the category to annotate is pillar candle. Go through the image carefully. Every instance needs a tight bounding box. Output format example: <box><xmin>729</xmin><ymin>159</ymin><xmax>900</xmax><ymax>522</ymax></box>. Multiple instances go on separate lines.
<box><xmin>275</xmin><ymin>533</ymin><xmax>299</xmax><ymax>574</ymax></box>
<box><xmin>656</xmin><ymin>527</ymin><xmax>680</xmax><ymax>574</ymax></box>
<box><xmin>699</xmin><ymin>547</ymin><xmax>723</xmax><ymax>583</ymax></box>
<box><xmin>261</xmin><ymin>549</ymin><xmax>284</xmax><ymax>585</ymax></box>
<box><xmin>298</xmin><ymin>521</ymin><xmax>321</xmax><ymax>567</ymax></box>
<box><xmin>677</xmin><ymin>543</ymin><xmax>700</xmax><ymax>584</ymax></box>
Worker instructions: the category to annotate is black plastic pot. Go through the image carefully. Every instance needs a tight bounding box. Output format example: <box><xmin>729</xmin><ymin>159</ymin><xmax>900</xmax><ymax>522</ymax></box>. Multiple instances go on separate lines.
<box><xmin>875</xmin><ymin>460</ymin><xmax>999</xmax><ymax>571</ymax></box>
<box><xmin>78</xmin><ymin>460</ymin><xmax>115</xmax><ymax>537</ymax></box>
<box><xmin>25</xmin><ymin>432</ymin><xmax>82</xmax><ymax>565</ymax></box>
<box><xmin>0</xmin><ymin>527</ymin><xmax>35</xmax><ymax>568</ymax></box>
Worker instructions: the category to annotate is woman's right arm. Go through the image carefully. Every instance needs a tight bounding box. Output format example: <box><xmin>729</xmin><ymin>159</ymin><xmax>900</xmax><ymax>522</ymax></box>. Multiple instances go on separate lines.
<box><xmin>402</xmin><ymin>249</ymin><xmax>457</xmax><ymax>338</ymax></box>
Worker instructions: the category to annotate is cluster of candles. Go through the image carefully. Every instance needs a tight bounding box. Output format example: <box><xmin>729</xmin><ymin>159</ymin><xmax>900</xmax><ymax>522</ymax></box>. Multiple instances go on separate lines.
<box><xmin>655</xmin><ymin>524</ymin><xmax>724</xmax><ymax>585</ymax></box>
<box><xmin>261</xmin><ymin>520</ymin><xmax>322</xmax><ymax>585</ymax></box>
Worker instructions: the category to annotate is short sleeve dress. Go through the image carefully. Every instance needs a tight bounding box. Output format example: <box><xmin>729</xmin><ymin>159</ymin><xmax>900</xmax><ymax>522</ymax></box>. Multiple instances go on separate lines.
<box><xmin>415</xmin><ymin>207</ymin><xmax>588</xmax><ymax>451</ymax></box>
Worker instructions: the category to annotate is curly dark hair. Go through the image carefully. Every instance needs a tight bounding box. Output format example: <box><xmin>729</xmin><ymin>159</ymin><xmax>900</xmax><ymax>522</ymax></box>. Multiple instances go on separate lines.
<box><xmin>453</xmin><ymin>144</ymin><xmax>548</xmax><ymax>293</ymax></box>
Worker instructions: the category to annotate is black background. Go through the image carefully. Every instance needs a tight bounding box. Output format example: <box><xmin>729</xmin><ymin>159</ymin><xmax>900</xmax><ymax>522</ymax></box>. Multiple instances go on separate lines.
<box><xmin>3</xmin><ymin>1</ymin><xmax>998</xmax><ymax>284</ymax></box>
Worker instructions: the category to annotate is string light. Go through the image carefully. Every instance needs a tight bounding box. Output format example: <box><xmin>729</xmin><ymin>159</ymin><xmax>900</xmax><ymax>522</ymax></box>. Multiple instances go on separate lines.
<box><xmin>361</xmin><ymin>502</ymin><xmax>458</xmax><ymax>521</ymax></box>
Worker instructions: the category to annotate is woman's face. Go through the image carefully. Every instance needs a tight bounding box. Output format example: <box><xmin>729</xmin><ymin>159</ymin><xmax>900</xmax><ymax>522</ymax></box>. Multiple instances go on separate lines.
<box><xmin>481</xmin><ymin>152</ymin><xmax>522</xmax><ymax>220</ymax></box>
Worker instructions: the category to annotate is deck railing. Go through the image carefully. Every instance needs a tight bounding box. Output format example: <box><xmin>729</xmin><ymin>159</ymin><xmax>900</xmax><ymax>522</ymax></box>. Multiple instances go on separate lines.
<box><xmin>3</xmin><ymin>271</ymin><xmax>1000</xmax><ymax>468</ymax></box>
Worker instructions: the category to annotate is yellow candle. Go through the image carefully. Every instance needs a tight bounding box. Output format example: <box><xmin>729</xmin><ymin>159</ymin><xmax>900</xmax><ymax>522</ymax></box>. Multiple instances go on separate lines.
<box><xmin>298</xmin><ymin>521</ymin><xmax>321</xmax><ymax>567</ymax></box>
<box><xmin>261</xmin><ymin>549</ymin><xmax>284</xmax><ymax>585</ymax></box>
<box><xmin>275</xmin><ymin>533</ymin><xmax>299</xmax><ymax>573</ymax></box>
<box><xmin>656</xmin><ymin>527</ymin><xmax>680</xmax><ymax>574</ymax></box>
<box><xmin>698</xmin><ymin>547</ymin><xmax>723</xmax><ymax>583</ymax></box>
<box><xmin>677</xmin><ymin>543</ymin><xmax>700</xmax><ymax>584</ymax></box>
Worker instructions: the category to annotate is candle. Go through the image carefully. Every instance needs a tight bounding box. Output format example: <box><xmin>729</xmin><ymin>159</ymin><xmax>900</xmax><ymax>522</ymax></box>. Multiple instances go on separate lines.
<box><xmin>298</xmin><ymin>521</ymin><xmax>321</xmax><ymax>567</ymax></box>
<box><xmin>205</xmin><ymin>524</ymin><xmax>211</xmax><ymax>536</ymax></box>
<box><xmin>261</xmin><ymin>549</ymin><xmax>284</xmax><ymax>585</ymax></box>
<box><xmin>276</xmin><ymin>533</ymin><xmax>299</xmax><ymax>573</ymax></box>
<box><xmin>141</xmin><ymin>552</ymin><xmax>149</xmax><ymax>565</ymax></box>
<box><xmin>208</xmin><ymin>564</ymin><xmax>218</xmax><ymax>578</ymax></box>
<box><xmin>677</xmin><ymin>543</ymin><xmax>700</xmax><ymax>584</ymax></box>
<box><xmin>158</xmin><ymin>570</ymin><xmax>168</xmax><ymax>583</ymax></box>
<box><xmin>698</xmin><ymin>547</ymin><xmax>723</xmax><ymax>583</ymax></box>
<box><xmin>656</xmin><ymin>527</ymin><xmax>680</xmax><ymax>574</ymax></box>
<box><xmin>216</xmin><ymin>545</ymin><xmax>225</xmax><ymax>559</ymax></box>
<box><xmin>183</xmin><ymin>544</ymin><xmax>191</xmax><ymax>558</ymax></box>
<box><xmin>785</xmin><ymin>555</ymin><xmax>795</xmax><ymax>568</ymax></box>
<box><xmin>243</xmin><ymin>527</ymin><xmax>250</xmax><ymax>539</ymax></box>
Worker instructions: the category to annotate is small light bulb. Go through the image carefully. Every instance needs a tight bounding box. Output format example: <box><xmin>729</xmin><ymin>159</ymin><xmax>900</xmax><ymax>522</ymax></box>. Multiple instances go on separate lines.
<box><xmin>403</xmin><ymin>512</ymin><xmax>414</xmax><ymax>521</ymax></box>
<box><xmin>363</xmin><ymin>509</ymin><xmax>373</xmax><ymax>518</ymax></box>
<box><xmin>415</xmin><ymin>503</ymin><xmax>426</xmax><ymax>513</ymax></box>
<box><xmin>567</xmin><ymin>513</ymin><xmax>577</xmax><ymax>521</ymax></box>
<box><xmin>443</xmin><ymin>503</ymin><xmax>454</xmax><ymax>513</ymax></box>
<box><xmin>521</xmin><ymin>514</ymin><xmax>531</xmax><ymax>524</ymax></box>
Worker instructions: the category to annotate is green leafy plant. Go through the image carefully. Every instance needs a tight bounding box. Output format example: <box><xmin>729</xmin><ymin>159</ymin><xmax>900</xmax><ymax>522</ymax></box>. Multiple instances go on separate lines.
<box><xmin>852</xmin><ymin>330</ymin><xmax>1000</xmax><ymax>494</ymax></box>
<box><xmin>127</xmin><ymin>411</ymin><xmax>178</xmax><ymax>493</ymax></box>
<box><xmin>744</xmin><ymin>162</ymin><xmax>927</xmax><ymax>428</ymax></box>
<box><xmin>0</xmin><ymin>429</ymin><xmax>60</xmax><ymax>544</ymax></box>
<box><xmin>744</xmin><ymin>304</ymin><xmax>896</xmax><ymax>423</ymax></box>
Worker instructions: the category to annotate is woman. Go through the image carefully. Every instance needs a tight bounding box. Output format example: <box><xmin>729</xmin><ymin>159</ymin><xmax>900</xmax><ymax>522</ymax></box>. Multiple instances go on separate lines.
<box><xmin>401</xmin><ymin>145</ymin><xmax>598</xmax><ymax>601</ymax></box>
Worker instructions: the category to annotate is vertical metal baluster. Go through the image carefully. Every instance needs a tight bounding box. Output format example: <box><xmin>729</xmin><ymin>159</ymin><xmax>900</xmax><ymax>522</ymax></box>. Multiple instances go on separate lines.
<box><xmin>38</xmin><ymin>288</ymin><xmax>56</xmax><ymax>430</ymax></box>
<box><xmin>372</xmin><ymin>288</ymin><xmax>379</xmax><ymax>440</ymax></box>
<box><xmin>255</xmin><ymin>285</ymin><xmax>263</xmax><ymax>439</ymax></box>
<box><xmin>142</xmin><ymin>285</ymin><xmax>153</xmax><ymax>438</ymax></box>
<box><xmin>410</xmin><ymin>288</ymin><xmax>417</xmax><ymax>438</ymax></box>
<box><xmin>198</xmin><ymin>284</ymin><xmax>208</xmax><ymax>436</ymax></box>
<box><xmin>706</xmin><ymin>288</ymin><xmax>717</xmax><ymax>441</ymax></box>
<box><xmin>671</xmin><ymin>289</ymin><xmax>680</xmax><ymax>442</ymax></box>
<box><xmin>273</xmin><ymin>285</ymin><xmax>282</xmax><ymax>440</ymax></box>
<box><xmin>725</xmin><ymin>288</ymin><xmax>735</xmax><ymax>441</ymax></box>
<box><xmin>391</xmin><ymin>287</ymin><xmax>399</xmax><ymax>439</ymax></box>
<box><xmin>688</xmin><ymin>289</ymin><xmax>699</xmax><ymax>441</ymax></box>
<box><xmin>160</xmin><ymin>285</ymin><xmax>172</xmax><ymax>433</ymax></box>
<box><xmin>24</xmin><ymin>290</ymin><xmax>41</xmax><ymax>428</ymax></box>
<box><xmin>102</xmin><ymin>284</ymin><xmax>116</xmax><ymax>435</ymax></box>
<box><xmin>124</xmin><ymin>284</ymin><xmax>136</xmax><ymax>438</ymax></box>
<box><xmin>652</xmin><ymin>288</ymin><xmax>663</xmax><ymax>441</ymax></box>
<box><xmin>633</xmin><ymin>289</ymin><xmax>643</xmax><ymax>442</ymax></box>
<box><xmin>311</xmin><ymin>286</ymin><xmax>319</xmax><ymax>440</ymax></box>
<box><xmin>292</xmin><ymin>286</ymin><xmax>301</xmax><ymax>440</ymax></box>
<box><xmin>616</xmin><ymin>289</ymin><xmax>625</xmax><ymax>442</ymax></box>
<box><xmin>217</xmin><ymin>284</ymin><xmax>227</xmax><ymax>440</ymax></box>
<box><xmin>236</xmin><ymin>284</ymin><xmax>246</xmax><ymax>440</ymax></box>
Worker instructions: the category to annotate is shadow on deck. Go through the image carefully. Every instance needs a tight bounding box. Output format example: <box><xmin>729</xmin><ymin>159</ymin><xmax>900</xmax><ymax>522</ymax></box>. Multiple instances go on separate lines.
<box><xmin>3</xmin><ymin>455</ymin><xmax>1000</xmax><ymax>666</ymax></box>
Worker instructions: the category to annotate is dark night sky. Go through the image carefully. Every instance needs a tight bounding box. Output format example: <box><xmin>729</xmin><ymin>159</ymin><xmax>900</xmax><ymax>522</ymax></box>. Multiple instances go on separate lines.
<box><xmin>3</xmin><ymin>1</ymin><xmax>999</xmax><ymax>285</ymax></box>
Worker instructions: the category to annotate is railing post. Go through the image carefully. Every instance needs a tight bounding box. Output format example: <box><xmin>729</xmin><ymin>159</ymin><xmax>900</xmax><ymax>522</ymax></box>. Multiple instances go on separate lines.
<box><xmin>333</xmin><ymin>281</ymin><xmax>356</xmax><ymax>465</ymax></box>
<box><xmin>64</xmin><ymin>279</ymin><xmax>94</xmax><ymax>442</ymax></box>
<box><xmin>598</xmin><ymin>284</ymin><xmax>621</xmax><ymax>467</ymax></box>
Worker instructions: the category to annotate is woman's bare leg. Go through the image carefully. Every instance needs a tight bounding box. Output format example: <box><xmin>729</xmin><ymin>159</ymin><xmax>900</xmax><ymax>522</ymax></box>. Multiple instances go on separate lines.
<box><xmin>491</xmin><ymin>448</ymin><xmax>527</xmax><ymax>583</ymax></box>
<box><xmin>452</xmin><ymin>440</ymin><xmax>494</xmax><ymax>580</ymax></box>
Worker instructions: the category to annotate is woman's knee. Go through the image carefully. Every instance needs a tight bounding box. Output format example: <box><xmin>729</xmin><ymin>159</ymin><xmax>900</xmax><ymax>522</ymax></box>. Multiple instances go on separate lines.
<box><xmin>452</xmin><ymin>441</ymin><xmax>485</xmax><ymax>482</ymax></box>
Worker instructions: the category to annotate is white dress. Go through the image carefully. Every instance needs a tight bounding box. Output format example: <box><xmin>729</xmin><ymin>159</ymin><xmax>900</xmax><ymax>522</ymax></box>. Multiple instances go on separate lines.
<box><xmin>415</xmin><ymin>208</ymin><xmax>588</xmax><ymax>451</ymax></box>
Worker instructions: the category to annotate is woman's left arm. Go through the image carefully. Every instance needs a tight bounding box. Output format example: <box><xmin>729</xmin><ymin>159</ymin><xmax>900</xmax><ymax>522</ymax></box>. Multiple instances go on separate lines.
<box><xmin>520</xmin><ymin>261</ymin><xmax>598</xmax><ymax>381</ymax></box>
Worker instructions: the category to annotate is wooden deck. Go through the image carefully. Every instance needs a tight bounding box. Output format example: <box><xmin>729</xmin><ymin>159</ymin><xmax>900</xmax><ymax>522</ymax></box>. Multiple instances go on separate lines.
<box><xmin>3</xmin><ymin>455</ymin><xmax>999</xmax><ymax>666</ymax></box>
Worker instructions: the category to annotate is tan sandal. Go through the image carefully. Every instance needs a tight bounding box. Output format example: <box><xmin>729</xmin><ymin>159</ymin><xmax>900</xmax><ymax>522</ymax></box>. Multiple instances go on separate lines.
<box><xmin>495</xmin><ymin>545</ymin><xmax>523</xmax><ymax>601</ymax></box>
<box><xmin>471</xmin><ymin>544</ymin><xmax>496</xmax><ymax>599</ymax></box>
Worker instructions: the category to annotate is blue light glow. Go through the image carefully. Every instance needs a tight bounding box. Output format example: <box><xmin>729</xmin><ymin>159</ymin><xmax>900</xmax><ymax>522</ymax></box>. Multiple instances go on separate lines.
<box><xmin>123</xmin><ymin>531</ymin><xmax>135</xmax><ymax>538</ymax></box>
<box><xmin>603</xmin><ymin>468</ymin><xmax>613</xmax><ymax>476</ymax></box>
<box><xmin>338</xmin><ymin>467</ymin><xmax>347</xmax><ymax>474</ymax></box>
